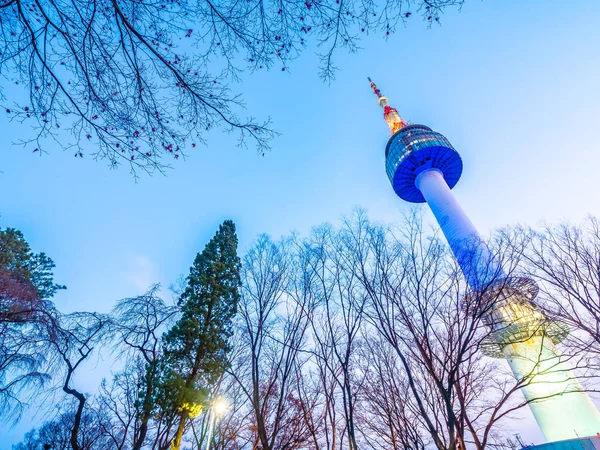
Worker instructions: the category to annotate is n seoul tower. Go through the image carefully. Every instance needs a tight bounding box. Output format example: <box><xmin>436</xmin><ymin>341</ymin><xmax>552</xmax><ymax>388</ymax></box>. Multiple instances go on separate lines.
<box><xmin>368</xmin><ymin>78</ymin><xmax>600</xmax><ymax>442</ymax></box>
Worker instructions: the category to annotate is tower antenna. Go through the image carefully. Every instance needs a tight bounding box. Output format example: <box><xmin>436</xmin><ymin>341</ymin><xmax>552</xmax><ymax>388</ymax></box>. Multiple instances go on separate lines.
<box><xmin>368</xmin><ymin>77</ymin><xmax>406</xmax><ymax>133</ymax></box>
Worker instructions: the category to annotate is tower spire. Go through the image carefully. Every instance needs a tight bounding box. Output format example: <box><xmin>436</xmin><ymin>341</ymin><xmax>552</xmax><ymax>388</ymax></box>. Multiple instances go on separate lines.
<box><xmin>368</xmin><ymin>77</ymin><xmax>406</xmax><ymax>133</ymax></box>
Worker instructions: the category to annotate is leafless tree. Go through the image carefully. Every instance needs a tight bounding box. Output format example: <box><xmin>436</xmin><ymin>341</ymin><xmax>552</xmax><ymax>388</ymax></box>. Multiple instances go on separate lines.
<box><xmin>45</xmin><ymin>311</ymin><xmax>110</xmax><ymax>450</ymax></box>
<box><xmin>0</xmin><ymin>270</ymin><xmax>52</xmax><ymax>421</ymax></box>
<box><xmin>292</xmin><ymin>364</ymin><xmax>327</xmax><ymax>450</ymax></box>
<box><xmin>505</xmin><ymin>218</ymin><xmax>600</xmax><ymax>360</ymax></box>
<box><xmin>111</xmin><ymin>284</ymin><xmax>178</xmax><ymax>450</ymax></box>
<box><xmin>356</xmin><ymin>335</ymin><xmax>427</xmax><ymax>450</ymax></box>
<box><xmin>231</xmin><ymin>235</ymin><xmax>314</xmax><ymax>450</ymax></box>
<box><xmin>302</xmin><ymin>222</ymin><xmax>368</xmax><ymax>450</ymax></box>
<box><xmin>92</xmin><ymin>363</ymin><xmax>144</xmax><ymax>450</ymax></box>
<box><xmin>13</xmin><ymin>402</ymin><xmax>111</xmax><ymax>450</ymax></box>
<box><xmin>0</xmin><ymin>268</ymin><xmax>66</xmax><ymax>425</ymax></box>
<box><xmin>0</xmin><ymin>0</ymin><xmax>462</xmax><ymax>174</ymax></box>
<box><xmin>343</xmin><ymin>212</ymin><xmax>568</xmax><ymax>450</ymax></box>
<box><xmin>188</xmin><ymin>368</ymin><xmax>253</xmax><ymax>450</ymax></box>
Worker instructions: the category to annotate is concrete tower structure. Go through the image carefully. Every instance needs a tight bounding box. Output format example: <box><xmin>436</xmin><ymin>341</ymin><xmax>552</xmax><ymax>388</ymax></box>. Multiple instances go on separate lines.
<box><xmin>369</xmin><ymin>78</ymin><xmax>600</xmax><ymax>442</ymax></box>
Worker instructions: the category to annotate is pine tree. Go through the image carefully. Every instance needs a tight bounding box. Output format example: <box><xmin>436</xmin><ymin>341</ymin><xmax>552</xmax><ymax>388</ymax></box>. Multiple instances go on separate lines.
<box><xmin>161</xmin><ymin>220</ymin><xmax>241</xmax><ymax>449</ymax></box>
<box><xmin>0</xmin><ymin>227</ymin><xmax>65</xmax><ymax>300</ymax></box>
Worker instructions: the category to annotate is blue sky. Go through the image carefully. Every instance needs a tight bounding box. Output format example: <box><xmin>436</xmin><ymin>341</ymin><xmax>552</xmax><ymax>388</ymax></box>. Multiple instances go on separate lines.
<box><xmin>2</xmin><ymin>0</ymin><xmax>600</xmax><ymax>444</ymax></box>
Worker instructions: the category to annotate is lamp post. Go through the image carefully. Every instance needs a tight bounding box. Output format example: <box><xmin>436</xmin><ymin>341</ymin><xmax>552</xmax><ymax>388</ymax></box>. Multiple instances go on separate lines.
<box><xmin>205</xmin><ymin>398</ymin><xmax>228</xmax><ymax>450</ymax></box>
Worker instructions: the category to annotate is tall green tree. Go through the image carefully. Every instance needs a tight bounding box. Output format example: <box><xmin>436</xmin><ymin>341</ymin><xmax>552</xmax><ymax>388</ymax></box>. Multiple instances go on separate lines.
<box><xmin>162</xmin><ymin>220</ymin><xmax>241</xmax><ymax>449</ymax></box>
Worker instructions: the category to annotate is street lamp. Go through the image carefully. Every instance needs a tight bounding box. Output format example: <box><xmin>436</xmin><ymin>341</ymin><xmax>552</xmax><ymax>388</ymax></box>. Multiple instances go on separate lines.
<box><xmin>213</xmin><ymin>398</ymin><xmax>228</xmax><ymax>416</ymax></box>
<box><xmin>205</xmin><ymin>398</ymin><xmax>228</xmax><ymax>450</ymax></box>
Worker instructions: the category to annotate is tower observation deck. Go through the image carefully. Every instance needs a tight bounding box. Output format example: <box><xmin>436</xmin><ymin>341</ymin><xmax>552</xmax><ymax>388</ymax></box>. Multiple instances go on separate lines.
<box><xmin>368</xmin><ymin>78</ymin><xmax>600</xmax><ymax>442</ymax></box>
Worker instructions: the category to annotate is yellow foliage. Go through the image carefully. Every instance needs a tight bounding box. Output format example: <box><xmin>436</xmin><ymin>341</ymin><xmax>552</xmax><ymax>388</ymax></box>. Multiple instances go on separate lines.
<box><xmin>178</xmin><ymin>402</ymin><xmax>204</xmax><ymax>418</ymax></box>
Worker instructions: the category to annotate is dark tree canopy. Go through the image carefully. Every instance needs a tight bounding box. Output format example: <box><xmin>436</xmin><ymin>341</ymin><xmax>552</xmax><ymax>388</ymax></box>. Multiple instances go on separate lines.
<box><xmin>0</xmin><ymin>0</ymin><xmax>462</xmax><ymax>174</ymax></box>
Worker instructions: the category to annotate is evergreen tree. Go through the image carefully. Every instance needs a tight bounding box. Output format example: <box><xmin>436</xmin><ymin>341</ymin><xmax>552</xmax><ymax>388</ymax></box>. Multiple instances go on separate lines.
<box><xmin>161</xmin><ymin>220</ymin><xmax>241</xmax><ymax>449</ymax></box>
<box><xmin>0</xmin><ymin>227</ymin><xmax>65</xmax><ymax>300</ymax></box>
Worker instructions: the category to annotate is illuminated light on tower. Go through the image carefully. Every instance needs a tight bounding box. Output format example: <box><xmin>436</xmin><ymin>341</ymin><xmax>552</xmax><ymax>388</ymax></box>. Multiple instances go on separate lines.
<box><xmin>368</xmin><ymin>78</ymin><xmax>600</xmax><ymax>442</ymax></box>
<box><xmin>368</xmin><ymin>77</ymin><xmax>406</xmax><ymax>134</ymax></box>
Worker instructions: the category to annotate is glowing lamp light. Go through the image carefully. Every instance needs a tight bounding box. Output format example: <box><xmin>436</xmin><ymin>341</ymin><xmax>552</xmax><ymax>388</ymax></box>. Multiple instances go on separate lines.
<box><xmin>212</xmin><ymin>398</ymin><xmax>229</xmax><ymax>416</ymax></box>
<box><xmin>204</xmin><ymin>398</ymin><xmax>229</xmax><ymax>450</ymax></box>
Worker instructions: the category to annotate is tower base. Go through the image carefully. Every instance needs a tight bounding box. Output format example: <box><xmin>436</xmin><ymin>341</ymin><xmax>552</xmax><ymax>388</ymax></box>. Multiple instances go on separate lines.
<box><xmin>523</xmin><ymin>436</ymin><xmax>600</xmax><ymax>450</ymax></box>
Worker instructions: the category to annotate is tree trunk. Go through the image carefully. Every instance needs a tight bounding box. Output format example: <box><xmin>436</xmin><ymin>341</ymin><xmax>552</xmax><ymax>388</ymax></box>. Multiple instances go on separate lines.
<box><xmin>63</xmin><ymin>383</ymin><xmax>86</xmax><ymax>450</ymax></box>
<box><xmin>133</xmin><ymin>419</ymin><xmax>150</xmax><ymax>450</ymax></box>
<box><xmin>133</xmin><ymin>368</ymin><xmax>156</xmax><ymax>450</ymax></box>
<box><xmin>172</xmin><ymin>411</ymin><xmax>188</xmax><ymax>450</ymax></box>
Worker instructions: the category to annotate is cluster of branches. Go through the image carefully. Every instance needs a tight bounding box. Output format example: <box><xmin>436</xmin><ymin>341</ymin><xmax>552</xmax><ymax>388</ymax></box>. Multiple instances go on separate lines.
<box><xmin>8</xmin><ymin>213</ymin><xmax>600</xmax><ymax>450</ymax></box>
<box><xmin>501</xmin><ymin>217</ymin><xmax>600</xmax><ymax>380</ymax></box>
<box><xmin>0</xmin><ymin>227</ymin><xmax>65</xmax><ymax>420</ymax></box>
<box><xmin>0</xmin><ymin>0</ymin><xmax>462</xmax><ymax>174</ymax></box>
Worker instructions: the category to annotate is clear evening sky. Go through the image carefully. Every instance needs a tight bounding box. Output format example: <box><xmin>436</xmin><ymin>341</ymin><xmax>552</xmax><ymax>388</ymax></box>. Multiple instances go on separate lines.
<box><xmin>1</xmin><ymin>0</ymin><xmax>600</xmax><ymax>445</ymax></box>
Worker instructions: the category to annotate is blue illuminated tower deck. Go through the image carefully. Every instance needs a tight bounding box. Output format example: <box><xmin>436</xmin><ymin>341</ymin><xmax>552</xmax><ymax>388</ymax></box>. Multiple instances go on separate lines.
<box><xmin>369</xmin><ymin>78</ymin><xmax>600</xmax><ymax>442</ymax></box>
